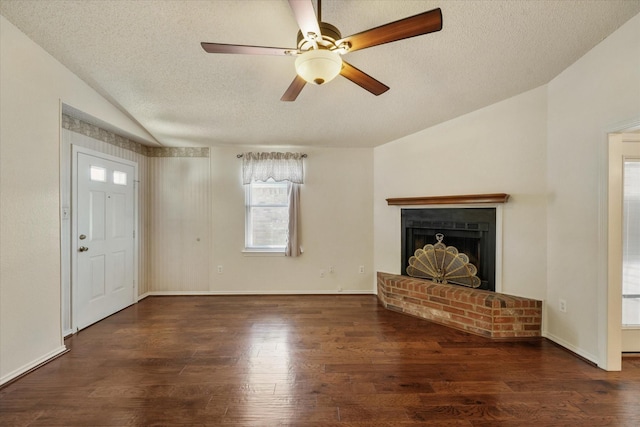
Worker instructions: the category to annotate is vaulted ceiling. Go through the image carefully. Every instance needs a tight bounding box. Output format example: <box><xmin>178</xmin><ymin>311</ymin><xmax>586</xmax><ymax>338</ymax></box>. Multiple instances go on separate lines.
<box><xmin>2</xmin><ymin>0</ymin><xmax>639</xmax><ymax>148</ymax></box>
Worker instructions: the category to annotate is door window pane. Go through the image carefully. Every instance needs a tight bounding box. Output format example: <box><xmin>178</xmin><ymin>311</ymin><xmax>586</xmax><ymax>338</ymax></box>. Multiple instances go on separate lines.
<box><xmin>90</xmin><ymin>166</ymin><xmax>106</xmax><ymax>182</ymax></box>
<box><xmin>113</xmin><ymin>171</ymin><xmax>127</xmax><ymax>186</ymax></box>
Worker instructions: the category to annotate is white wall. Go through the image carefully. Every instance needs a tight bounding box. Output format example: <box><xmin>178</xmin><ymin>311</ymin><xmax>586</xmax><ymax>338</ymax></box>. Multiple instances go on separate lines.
<box><xmin>546</xmin><ymin>13</ymin><xmax>640</xmax><ymax>367</ymax></box>
<box><xmin>0</xmin><ymin>16</ymin><xmax>156</xmax><ymax>384</ymax></box>
<box><xmin>374</xmin><ymin>86</ymin><xmax>548</xmax><ymax>302</ymax></box>
<box><xmin>140</xmin><ymin>145</ymin><xmax>373</xmax><ymax>296</ymax></box>
<box><xmin>209</xmin><ymin>146</ymin><xmax>374</xmax><ymax>294</ymax></box>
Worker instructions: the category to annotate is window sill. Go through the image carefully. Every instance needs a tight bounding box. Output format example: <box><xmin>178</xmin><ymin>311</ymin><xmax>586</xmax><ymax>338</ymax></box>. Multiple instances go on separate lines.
<box><xmin>242</xmin><ymin>248</ymin><xmax>285</xmax><ymax>257</ymax></box>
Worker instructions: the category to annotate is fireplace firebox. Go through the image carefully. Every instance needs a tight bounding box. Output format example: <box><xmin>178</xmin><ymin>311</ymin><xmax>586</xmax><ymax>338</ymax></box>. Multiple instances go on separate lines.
<box><xmin>401</xmin><ymin>208</ymin><xmax>496</xmax><ymax>291</ymax></box>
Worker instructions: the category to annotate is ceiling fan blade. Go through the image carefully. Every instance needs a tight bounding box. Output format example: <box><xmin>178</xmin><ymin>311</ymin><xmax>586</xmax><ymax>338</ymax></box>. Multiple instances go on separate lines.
<box><xmin>288</xmin><ymin>0</ymin><xmax>321</xmax><ymax>40</ymax></box>
<box><xmin>281</xmin><ymin>75</ymin><xmax>307</xmax><ymax>101</ymax></box>
<box><xmin>340</xmin><ymin>61</ymin><xmax>389</xmax><ymax>96</ymax></box>
<box><xmin>337</xmin><ymin>8</ymin><xmax>442</xmax><ymax>53</ymax></box>
<box><xmin>201</xmin><ymin>42</ymin><xmax>295</xmax><ymax>56</ymax></box>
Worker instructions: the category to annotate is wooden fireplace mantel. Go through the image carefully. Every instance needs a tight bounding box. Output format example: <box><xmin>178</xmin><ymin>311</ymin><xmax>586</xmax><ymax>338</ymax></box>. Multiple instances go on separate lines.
<box><xmin>386</xmin><ymin>193</ymin><xmax>510</xmax><ymax>206</ymax></box>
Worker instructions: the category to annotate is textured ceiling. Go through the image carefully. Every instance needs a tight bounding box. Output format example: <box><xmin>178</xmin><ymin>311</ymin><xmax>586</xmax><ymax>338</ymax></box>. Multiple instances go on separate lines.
<box><xmin>1</xmin><ymin>0</ymin><xmax>639</xmax><ymax>148</ymax></box>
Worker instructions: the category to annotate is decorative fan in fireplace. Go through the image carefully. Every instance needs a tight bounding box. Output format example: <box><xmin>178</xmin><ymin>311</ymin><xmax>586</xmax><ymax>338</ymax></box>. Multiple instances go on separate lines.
<box><xmin>407</xmin><ymin>233</ymin><xmax>481</xmax><ymax>288</ymax></box>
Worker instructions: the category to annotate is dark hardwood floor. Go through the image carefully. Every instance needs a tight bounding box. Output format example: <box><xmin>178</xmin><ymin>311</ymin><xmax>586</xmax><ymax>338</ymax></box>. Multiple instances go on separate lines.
<box><xmin>1</xmin><ymin>295</ymin><xmax>639</xmax><ymax>426</ymax></box>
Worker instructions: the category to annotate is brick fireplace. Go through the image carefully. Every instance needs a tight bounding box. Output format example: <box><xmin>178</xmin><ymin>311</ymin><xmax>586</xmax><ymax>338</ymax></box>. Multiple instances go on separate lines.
<box><xmin>381</xmin><ymin>193</ymin><xmax>542</xmax><ymax>339</ymax></box>
<box><xmin>377</xmin><ymin>272</ymin><xmax>542</xmax><ymax>339</ymax></box>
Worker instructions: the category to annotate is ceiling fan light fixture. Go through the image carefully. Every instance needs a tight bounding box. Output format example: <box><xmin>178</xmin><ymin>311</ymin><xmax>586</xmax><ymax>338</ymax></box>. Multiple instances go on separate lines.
<box><xmin>294</xmin><ymin>49</ymin><xmax>342</xmax><ymax>85</ymax></box>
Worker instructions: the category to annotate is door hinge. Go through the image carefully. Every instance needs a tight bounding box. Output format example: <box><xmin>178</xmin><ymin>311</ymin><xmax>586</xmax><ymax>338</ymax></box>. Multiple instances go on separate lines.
<box><xmin>133</xmin><ymin>229</ymin><xmax>136</xmax><ymax>238</ymax></box>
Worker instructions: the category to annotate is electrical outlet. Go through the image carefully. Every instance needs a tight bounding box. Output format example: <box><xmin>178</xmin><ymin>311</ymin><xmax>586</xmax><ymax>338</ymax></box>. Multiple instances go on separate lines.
<box><xmin>320</xmin><ymin>269</ymin><xmax>325</xmax><ymax>278</ymax></box>
<box><xmin>329</xmin><ymin>266</ymin><xmax>335</xmax><ymax>274</ymax></box>
<box><xmin>359</xmin><ymin>265</ymin><xmax>365</xmax><ymax>274</ymax></box>
<box><xmin>559</xmin><ymin>299</ymin><xmax>567</xmax><ymax>313</ymax></box>
<box><xmin>217</xmin><ymin>265</ymin><xmax>223</xmax><ymax>274</ymax></box>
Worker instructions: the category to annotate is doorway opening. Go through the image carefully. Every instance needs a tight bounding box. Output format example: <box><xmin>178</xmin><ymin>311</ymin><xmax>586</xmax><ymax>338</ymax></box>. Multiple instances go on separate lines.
<box><xmin>60</xmin><ymin>129</ymin><xmax>139</xmax><ymax>335</ymax></box>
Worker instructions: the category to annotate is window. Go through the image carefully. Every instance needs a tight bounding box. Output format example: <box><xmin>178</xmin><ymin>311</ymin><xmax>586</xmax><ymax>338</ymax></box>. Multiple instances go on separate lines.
<box><xmin>113</xmin><ymin>170</ymin><xmax>127</xmax><ymax>185</ymax></box>
<box><xmin>241</xmin><ymin>151</ymin><xmax>304</xmax><ymax>256</ymax></box>
<box><xmin>90</xmin><ymin>166</ymin><xmax>106</xmax><ymax>182</ymax></box>
<box><xmin>245</xmin><ymin>180</ymin><xmax>289</xmax><ymax>250</ymax></box>
<box><xmin>622</xmin><ymin>159</ymin><xmax>640</xmax><ymax>326</ymax></box>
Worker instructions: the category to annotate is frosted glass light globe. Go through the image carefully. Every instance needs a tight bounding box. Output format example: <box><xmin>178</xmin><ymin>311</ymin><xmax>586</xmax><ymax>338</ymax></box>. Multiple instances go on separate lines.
<box><xmin>295</xmin><ymin>49</ymin><xmax>343</xmax><ymax>85</ymax></box>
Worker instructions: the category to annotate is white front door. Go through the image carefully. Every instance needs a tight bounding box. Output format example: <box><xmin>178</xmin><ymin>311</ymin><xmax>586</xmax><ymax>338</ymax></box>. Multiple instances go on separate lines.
<box><xmin>74</xmin><ymin>150</ymin><xmax>135</xmax><ymax>330</ymax></box>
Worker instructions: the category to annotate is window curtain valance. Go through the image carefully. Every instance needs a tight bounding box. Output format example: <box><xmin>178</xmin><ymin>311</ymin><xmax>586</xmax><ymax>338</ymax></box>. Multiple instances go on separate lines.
<box><xmin>242</xmin><ymin>152</ymin><xmax>304</xmax><ymax>184</ymax></box>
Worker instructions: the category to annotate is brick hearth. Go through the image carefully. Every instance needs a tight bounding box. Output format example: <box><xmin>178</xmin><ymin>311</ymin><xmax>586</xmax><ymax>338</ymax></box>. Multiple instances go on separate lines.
<box><xmin>377</xmin><ymin>272</ymin><xmax>542</xmax><ymax>339</ymax></box>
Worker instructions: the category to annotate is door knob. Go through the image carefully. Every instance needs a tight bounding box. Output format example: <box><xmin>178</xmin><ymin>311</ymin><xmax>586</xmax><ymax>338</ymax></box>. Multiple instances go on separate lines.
<box><xmin>79</xmin><ymin>246</ymin><xmax>89</xmax><ymax>252</ymax></box>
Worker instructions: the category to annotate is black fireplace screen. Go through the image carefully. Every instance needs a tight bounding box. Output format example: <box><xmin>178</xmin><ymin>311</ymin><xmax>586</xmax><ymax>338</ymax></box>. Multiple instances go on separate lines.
<box><xmin>401</xmin><ymin>208</ymin><xmax>496</xmax><ymax>291</ymax></box>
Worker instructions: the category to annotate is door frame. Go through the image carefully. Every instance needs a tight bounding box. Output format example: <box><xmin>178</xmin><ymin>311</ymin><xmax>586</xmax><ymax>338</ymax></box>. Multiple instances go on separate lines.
<box><xmin>600</xmin><ymin>119</ymin><xmax>640</xmax><ymax>371</ymax></box>
<box><xmin>608</xmin><ymin>133</ymin><xmax>640</xmax><ymax>359</ymax></box>
<box><xmin>70</xmin><ymin>145</ymin><xmax>139</xmax><ymax>333</ymax></box>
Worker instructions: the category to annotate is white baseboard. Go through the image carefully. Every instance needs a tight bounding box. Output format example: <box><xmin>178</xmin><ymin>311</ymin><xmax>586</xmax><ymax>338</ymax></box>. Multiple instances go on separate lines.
<box><xmin>0</xmin><ymin>345</ymin><xmax>68</xmax><ymax>386</ymax></box>
<box><xmin>144</xmin><ymin>290</ymin><xmax>375</xmax><ymax>296</ymax></box>
<box><xmin>137</xmin><ymin>292</ymin><xmax>151</xmax><ymax>301</ymax></box>
<box><xmin>543</xmin><ymin>331</ymin><xmax>599</xmax><ymax>365</ymax></box>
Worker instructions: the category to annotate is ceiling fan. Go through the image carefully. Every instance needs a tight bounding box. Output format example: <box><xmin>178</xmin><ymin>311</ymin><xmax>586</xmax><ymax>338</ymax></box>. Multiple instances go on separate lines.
<box><xmin>201</xmin><ymin>0</ymin><xmax>442</xmax><ymax>101</ymax></box>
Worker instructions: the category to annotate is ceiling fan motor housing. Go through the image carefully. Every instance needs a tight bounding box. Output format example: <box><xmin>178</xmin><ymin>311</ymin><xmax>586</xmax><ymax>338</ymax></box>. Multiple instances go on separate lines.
<box><xmin>296</xmin><ymin>22</ymin><xmax>342</xmax><ymax>51</ymax></box>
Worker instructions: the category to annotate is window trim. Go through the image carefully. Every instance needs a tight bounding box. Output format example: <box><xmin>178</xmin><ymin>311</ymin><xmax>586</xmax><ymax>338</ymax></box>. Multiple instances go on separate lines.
<box><xmin>241</xmin><ymin>248</ymin><xmax>285</xmax><ymax>257</ymax></box>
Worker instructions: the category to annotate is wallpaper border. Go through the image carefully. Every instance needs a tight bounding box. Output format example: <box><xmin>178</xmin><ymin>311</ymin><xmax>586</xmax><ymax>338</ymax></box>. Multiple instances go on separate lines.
<box><xmin>61</xmin><ymin>114</ymin><xmax>209</xmax><ymax>158</ymax></box>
